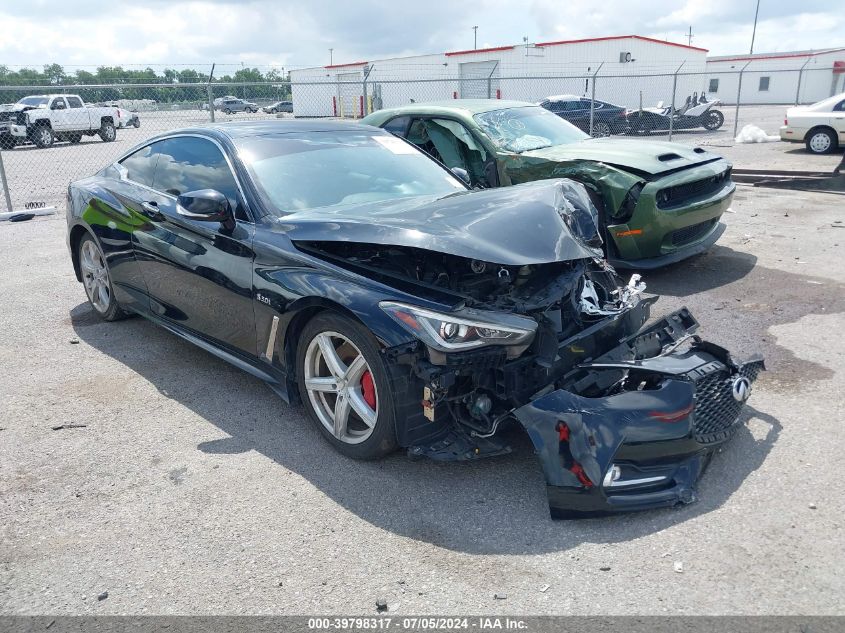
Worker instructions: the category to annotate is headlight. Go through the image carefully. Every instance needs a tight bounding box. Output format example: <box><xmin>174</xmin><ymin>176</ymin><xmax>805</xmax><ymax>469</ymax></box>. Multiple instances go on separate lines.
<box><xmin>380</xmin><ymin>301</ymin><xmax>536</xmax><ymax>357</ymax></box>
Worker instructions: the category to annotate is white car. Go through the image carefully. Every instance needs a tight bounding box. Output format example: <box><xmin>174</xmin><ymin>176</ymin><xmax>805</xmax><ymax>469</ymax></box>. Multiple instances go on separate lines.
<box><xmin>780</xmin><ymin>93</ymin><xmax>845</xmax><ymax>154</ymax></box>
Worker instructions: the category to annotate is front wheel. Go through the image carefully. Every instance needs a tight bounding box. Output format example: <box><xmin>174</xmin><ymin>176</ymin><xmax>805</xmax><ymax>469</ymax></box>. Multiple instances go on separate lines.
<box><xmin>99</xmin><ymin>121</ymin><xmax>116</xmax><ymax>142</ymax></box>
<box><xmin>78</xmin><ymin>234</ymin><xmax>128</xmax><ymax>321</ymax></box>
<box><xmin>591</xmin><ymin>121</ymin><xmax>612</xmax><ymax>137</ymax></box>
<box><xmin>223</xmin><ymin>108</ymin><xmax>232</xmax><ymax>115</ymax></box>
<box><xmin>132</xmin><ymin>118</ymin><xmax>141</xmax><ymax>128</ymax></box>
<box><xmin>297</xmin><ymin>312</ymin><xmax>397</xmax><ymax>460</ymax></box>
<box><xmin>703</xmin><ymin>109</ymin><xmax>724</xmax><ymax>130</ymax></box>
<box><xmin>806</xmin><ymin>129</ymin><xmax>837</xmax><ymax>154</ymax></box>
<box><xmin>33</xmin><ymin>125</ymin><xmax>54</xmax><ymax>148</ymax></box>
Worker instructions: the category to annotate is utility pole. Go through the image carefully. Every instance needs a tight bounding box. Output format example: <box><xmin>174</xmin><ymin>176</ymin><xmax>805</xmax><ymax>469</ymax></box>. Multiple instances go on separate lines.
<box><xmin>687</xmin><ymin>26</ymin><xmax>693</xmax><ymax>47</ymax></box>
<box><xmin>750</xmin><ymin>0</ymin><xmax>761</xmax><ymax>54</ymax></box>
<box><xmin>329</xmin><ymin>48</ymin><xmax>334</xmax><ymax>65</ymax></box>
<box><xmin>473</xmin><ymin>26</ymin><xmax>478</xmax><ymax>50</ymax></box>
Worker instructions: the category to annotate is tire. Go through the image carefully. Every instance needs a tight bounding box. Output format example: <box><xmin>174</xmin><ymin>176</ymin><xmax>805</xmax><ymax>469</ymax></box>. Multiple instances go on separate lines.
<box><xmin>77</xmin><ymin>234</ymin><xmax>129</xmax><ymax>321</ymax></box>
<box><xmin>132</xmin><ymin>118</ymin><xmax>140</xmax><ymax>129</ymax></box>
<box><xmin>223</xmin><ymin>108</ymin><xmax>232</xmax><ymax>115</ymax></box>
<box><xmin>805</xmin><ymin>128</ymin><xmax>837</xmax><ymax>154</ymax></box>
<box><xmin>297</xmin><ymin>312</ymin><xmax>397</xmax><ymax>460</ymax></box>
<box><xmin>703</xmin><ymin>109</ymin><xmax>724</xmax><ymax>131</ymax></box>
<box><xmin>33</xmin><ymin>125</ymin><xmax>54</xmax><ymax>149</ymax></box>
<box><xmin>99</xmin><ymin>120</ymin><xmax>116</xmax><ymax>143</ymax></box>
<box><xmin>591</xmin><ymin>121</ymin><xmax>612</xmax><ymax>137</ymax></box>
<box><xmin>68</xmin><ymin>133</ymin><xmax>82</xmax><ymax>144</ymax></box>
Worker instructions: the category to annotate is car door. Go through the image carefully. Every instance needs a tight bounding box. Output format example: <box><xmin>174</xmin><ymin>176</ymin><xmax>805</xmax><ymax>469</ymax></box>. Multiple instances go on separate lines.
<box><xmin>831</xmin><ymin>98</ymin><xmax>845</xmax><ymax>145</ymax></box>
<box><xmin>131</xmin><ymin>134</ymin><xmax>258</xmax><ymax>357</ymax></box>
<box><xmin>49</xmin><ymin>97</ymin><xmax>70</xmax><ymax>131</ymax></box>
<box><xmin>64</xmin><ymin>96</ymin><xmax>89</xmax><ymax>131</ymax></box>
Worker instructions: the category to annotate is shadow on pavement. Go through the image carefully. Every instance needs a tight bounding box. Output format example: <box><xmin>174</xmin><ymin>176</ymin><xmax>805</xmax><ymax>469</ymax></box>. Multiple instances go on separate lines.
<box><xmin>70</xmin><ymin>289</ymin><xmax>783</xmax><ymax>555</ymax></box>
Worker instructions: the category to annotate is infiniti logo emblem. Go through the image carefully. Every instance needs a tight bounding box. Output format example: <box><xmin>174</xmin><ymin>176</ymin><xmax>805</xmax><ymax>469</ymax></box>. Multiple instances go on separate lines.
<box><xmin>731</xmin><ymin>376</ymin><xmax>752</xmax><ymax>402</ymax></box>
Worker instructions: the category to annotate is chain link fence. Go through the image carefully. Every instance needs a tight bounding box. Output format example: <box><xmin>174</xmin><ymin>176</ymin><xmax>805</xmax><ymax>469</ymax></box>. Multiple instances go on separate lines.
<box><xmin>1</xmin><ymin>66</ymin><xmax>841</xmax><ymax>214</ymax></box>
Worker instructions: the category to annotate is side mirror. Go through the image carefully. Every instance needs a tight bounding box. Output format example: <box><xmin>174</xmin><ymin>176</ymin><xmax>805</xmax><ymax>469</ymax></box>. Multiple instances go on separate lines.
<box><xmin>177</xmin><ymin>189</ymin><xmax>234</xmax><ymax>225</ymax></box>
<box><xmin>450</xmin><ymin>167</ymin><xmax>471</xmax><ymax>185</ymax></box>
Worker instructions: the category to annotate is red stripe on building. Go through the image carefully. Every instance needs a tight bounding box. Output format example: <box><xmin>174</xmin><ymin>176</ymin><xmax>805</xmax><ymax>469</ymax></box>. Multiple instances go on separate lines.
<box><xmin>325</xmin><ymin>61</ymin><xmax>368</xmax><ymax>69</ymax></box>
<box><xmin>534</xmin><ymin>34</ymin><xmax>708</xmax><ymax>53</ymax></box>
<box><xmin>445</xmin><ymin>45</ymin><xmax>515</xmax><ymax>57</ymax></box>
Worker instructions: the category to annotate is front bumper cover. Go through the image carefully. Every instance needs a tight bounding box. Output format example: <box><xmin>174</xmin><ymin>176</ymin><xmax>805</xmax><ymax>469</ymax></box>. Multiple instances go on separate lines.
<box><xmin>514</xmin><ymin>311</ymin><xmax>765</xmax><ymax>519</ymax></box>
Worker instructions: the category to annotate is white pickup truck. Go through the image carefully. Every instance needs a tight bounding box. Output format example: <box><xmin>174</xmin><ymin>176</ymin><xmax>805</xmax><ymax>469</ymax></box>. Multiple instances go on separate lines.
<box><xmin>7</xmin><ymin>94</ymin><xmax>119</xmax><ymax>148</ymax></box>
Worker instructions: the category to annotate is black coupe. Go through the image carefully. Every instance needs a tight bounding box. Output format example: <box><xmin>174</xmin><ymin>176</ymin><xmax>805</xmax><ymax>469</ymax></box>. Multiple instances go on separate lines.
<box><xmin>67</xmin><ymin>121</ymin><xmax>763</xmax><ymax>518</ymax></box>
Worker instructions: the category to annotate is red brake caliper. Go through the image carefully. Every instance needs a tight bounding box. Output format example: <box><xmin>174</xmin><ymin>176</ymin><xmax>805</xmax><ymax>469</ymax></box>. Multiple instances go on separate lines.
<box><xmin>360</xmin><ymin>370</ymin><xmax>377</xmax><ymax>410</ymax></box>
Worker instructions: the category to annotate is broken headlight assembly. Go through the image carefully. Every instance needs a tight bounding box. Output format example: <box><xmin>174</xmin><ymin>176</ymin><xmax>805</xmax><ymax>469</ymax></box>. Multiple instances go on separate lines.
<box><xmin>379</xmin><ymin>301</ymin><xmax>536</xmax><ymax>359</ymax></box>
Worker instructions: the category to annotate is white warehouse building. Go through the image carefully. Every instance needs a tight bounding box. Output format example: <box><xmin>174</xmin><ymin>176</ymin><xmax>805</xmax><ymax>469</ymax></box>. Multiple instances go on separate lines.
<box><xmin>289</xmin><ymin>35</ymin><xmax>710</xmax><ymax>118</ymax></box>
<box><xmin>704</xmin><ymin>48</ymin><xmax>845</xmax><ymax>105</ymax></box>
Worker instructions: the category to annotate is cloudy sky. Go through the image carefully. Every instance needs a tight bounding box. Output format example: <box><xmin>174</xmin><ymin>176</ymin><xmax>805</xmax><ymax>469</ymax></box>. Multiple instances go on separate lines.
<box><xmin>0</xmin><ymin>0</ymin><xmax>842</xmax><ymax>71</ymax></box>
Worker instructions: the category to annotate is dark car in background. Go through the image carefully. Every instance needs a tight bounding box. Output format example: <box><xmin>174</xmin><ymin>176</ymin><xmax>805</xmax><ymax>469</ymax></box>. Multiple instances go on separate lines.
<box><xmin>264</xmin><ymin>101</ymin><xmax>294</xmax><ymax>114</ymax></box>
<box><xmin>65</xmin><ymin>120</ymin><xmax>762</xmax><ymax>518</ymax></box>
<box><xmin>539</xmin><ymin>95</ymin><xmax>628</xmax><ymax>137</ymax></box>
<box><xmin>217</xmin><ymin>98</ymin><xmax>258</xmax><ymax>114</ymax></box>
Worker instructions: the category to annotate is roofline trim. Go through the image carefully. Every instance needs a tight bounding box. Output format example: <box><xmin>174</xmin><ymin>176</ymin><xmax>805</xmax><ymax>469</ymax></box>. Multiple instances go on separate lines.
<box><xmin>534</xmin><ymin>34</ymin><xmax>708</xmax><ymax>53</ymax></box>
<box><xmin>325</xmin><ymin>60</ymin><xmax>368</xmax><ymax>69</ymax></box>
<box><xmin>445</xmin><ymin>45</ymin><xmax>515</xmax><ymax>57</ymax></box>
<box><xmin>707</xmin><ymin>48</ymin><xmax>845</xmax><ymax>63</ymax></box>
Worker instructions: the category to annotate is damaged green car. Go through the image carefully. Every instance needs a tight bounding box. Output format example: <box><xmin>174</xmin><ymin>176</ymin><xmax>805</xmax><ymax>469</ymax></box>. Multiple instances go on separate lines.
<box><xmin>362</xmin><ymin>100</ymin><xmax>735</xmax><ymax>269</ymax></box>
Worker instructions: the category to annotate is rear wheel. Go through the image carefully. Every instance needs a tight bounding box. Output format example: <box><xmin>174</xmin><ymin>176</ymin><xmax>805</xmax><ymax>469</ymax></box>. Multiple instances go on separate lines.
<box><xmin>703</xmin><ymin>109</ymin><xmax>724</xmax><ymax>130</ymax></box>
<box><xmin>78</xmin><ymin>234</ymin><xmax>128</xmax><ymax>321</ymax></box>
<box><xmin>99</xmin><ymin>120</ymin><xmax>116</xmax><ymax>142</ymax></box>
<box><xmin>132</xmin><ymin>118</ymin><xmax>140</xmax><ymax>128</ymax></box>
<box><xmin>806</xmin><ymin>128</ymin><xmax>836</xmax><ymax>154</ymax></box>
<box><xmin>591</xmin><ymin>121</ymin><xmax>612</xmax><ymax>137</ymax></box>
<box><xmin>297</xmin><ymin>312</ymin><xmax>397</xmax><ymax>460</ymax></box>
<box><xmin>33</xmin><ymin>125</ymin><xmax>54</xmax><ymax>148</ymax></box>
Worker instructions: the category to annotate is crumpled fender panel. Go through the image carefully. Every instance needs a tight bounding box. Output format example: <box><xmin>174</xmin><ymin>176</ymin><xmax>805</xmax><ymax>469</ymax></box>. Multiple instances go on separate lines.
<box><xmin>514</xmin><ymin>345</ymin><xmax>764</xmax><ymax>519</ymax></box>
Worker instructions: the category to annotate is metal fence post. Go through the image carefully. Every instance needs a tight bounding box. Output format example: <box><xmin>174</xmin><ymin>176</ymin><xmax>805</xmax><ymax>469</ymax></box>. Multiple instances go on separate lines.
<box><xmin>795</xmin><ymin>58</ymin><xmax>811</xmax><ymax>105</ymax></box>
<box><xmin>362</xmin><ymin>64</ymin><xmax>373</xmax><ymax>117</ymax></box>
<box><xmin>486</xmin><ymin>61</ymin><xmax>499</xmax><ymax>99</ymax></box>
<box><xmin>0</xmin><ymin>149</ymin><xmax>13</xmax><ymax>214</ymax></box>
<box><xmin>589</xmin><ymin>63</ymin><xmax>603</xmax><ymax>137</ymax></box>
<box><xmin>733</xmin><ymin>61</ymin><xmax>752</xmax><ymax>139</ymax></box>
<box><xmin>668</xmin><ymin>61</ymin><xmax>685</xmax><ymax>142</ymax></box>
<box><xmin>207</xmin><ymin>63</ymin><xmax>216</xmax><ymax>123</ymax></box>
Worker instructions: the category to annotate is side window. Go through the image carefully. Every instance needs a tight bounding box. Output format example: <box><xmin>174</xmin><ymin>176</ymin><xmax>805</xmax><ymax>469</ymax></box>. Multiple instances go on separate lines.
<box><xmin>51</xmin><ymin>97</ymin><xmax>67</xmax><ymax>110</ymax></box>
<box><xmin>758</xmin><ymin>76</ymin><xmax>770</xmax><ymax>92</ymax></box>
<box><xmin>66</xmin><ymin>96</ymin><xmax>83</xmax><ymax>109</ymax></box>
<box><xmin>383</xmin><ymin>116</ymin><xmax>410</xmax><ymax>136</ymax></box>
<box><xmin>153</xmin><ymin>136</ymin><xmax>247</xmax><ymax>220</ymax></box>
<box><xmin>119</xmin><ymin>142</ymin><xmax>162</xmax><ymax>187</ymax></box>
<box><xmin>708</xmin><ymin>78</ymin><xmax>719</xmax><ymax>93</ymax></box>
<box><xmin>564</xmin><ymin>101</ymin><xmax>582</xmax><ymax>112</ymax></box>
<box><xmin>833</xmin><ymin>100</ymin><xmax>845</xmax><ymax>112</ymax></box>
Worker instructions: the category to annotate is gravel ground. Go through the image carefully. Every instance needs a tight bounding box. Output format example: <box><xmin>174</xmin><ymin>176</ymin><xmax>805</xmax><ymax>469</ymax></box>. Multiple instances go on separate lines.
<box><xmin>0</xmin><ymin>182</ymin><xmax>843</xmax><ymax>615</ymax></box>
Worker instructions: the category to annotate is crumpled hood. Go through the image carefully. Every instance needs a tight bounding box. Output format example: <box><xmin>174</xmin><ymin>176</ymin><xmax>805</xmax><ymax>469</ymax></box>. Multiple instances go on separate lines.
<box><xmin>275</xmin><ymin>180</ymin><xmax>603</xmax><ymax>266</ymax></box>
<box><xmin>522</xmin><ymin>139</ymin><xmax>721</xmax><ymax>176</ymax></box>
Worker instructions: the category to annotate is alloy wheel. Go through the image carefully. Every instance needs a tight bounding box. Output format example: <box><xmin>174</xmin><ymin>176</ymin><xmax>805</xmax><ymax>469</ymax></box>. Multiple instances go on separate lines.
<box><xmin>592</xmin><ymin>122</ymin><xmax>612</xmax><ymax>137</ymax></box>
<box><xmin>303</xmin><ymin>331</ymin><xmax>378</xmax><ymax>444</ymax></box>
<box><xmin>80</xmin><ymin>239</ymin><xmax>111</xmax><ymax>313</ymax></box>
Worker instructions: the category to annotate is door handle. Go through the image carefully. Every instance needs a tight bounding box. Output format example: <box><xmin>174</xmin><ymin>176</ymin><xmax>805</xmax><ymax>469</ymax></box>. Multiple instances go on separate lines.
<box><xmin>140</xmin><ymin>201</ymin><xmax>164</xmax><ymax>220</ymax></box>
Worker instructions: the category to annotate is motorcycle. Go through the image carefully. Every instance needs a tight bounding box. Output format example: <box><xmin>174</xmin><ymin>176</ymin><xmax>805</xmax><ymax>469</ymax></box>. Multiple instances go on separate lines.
<box><xmin>627</xmin><ymin>91</ymin><xmax>725</xmax><ymax>134</ymax></box>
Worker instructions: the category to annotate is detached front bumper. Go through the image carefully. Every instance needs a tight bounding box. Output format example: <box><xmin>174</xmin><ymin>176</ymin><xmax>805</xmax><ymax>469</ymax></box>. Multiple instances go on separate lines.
<box><xmin>514</xmin><ymin>310</ymin><xmax>765</xmax><ymax>519</ymax></box>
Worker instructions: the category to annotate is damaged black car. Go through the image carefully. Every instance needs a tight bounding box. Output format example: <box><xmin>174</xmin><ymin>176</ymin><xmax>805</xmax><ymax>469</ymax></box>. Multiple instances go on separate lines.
<box><xmin>66</xmin><ymin>121</ymin><xmax>764</xmax><ymax>518</ymax></box>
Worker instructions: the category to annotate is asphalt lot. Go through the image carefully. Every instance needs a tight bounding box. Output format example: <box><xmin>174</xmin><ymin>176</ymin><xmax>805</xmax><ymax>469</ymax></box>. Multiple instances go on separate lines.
<box><xmin>2</xmin><ymin>104</ymin><xmax>842</xmax><ymax>213</ymax></box>
<box><xmin>1</xmin><ymin>162</ymin><xmax>844</xmax><ymax>614</ymax></box>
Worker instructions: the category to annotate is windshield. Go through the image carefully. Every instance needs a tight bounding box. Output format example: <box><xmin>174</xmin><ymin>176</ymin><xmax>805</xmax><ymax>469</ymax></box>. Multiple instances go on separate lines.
<box><xmin>17</xmin><ymin>96</ymin><xmax>49</xmax><ymax>107</ymax></box>
<box><xmin>474</xmin><ymin>106</ymin><xmax>588</xmax><ymax>153</ymax></box>
<box><xmin>238</xmin><ymin>131</ymin><xmax>467</xmax><ymax>215</ymax></box>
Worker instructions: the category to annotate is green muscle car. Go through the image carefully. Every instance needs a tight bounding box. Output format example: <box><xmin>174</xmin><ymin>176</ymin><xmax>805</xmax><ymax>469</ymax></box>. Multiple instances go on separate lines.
<box><xmin>362</xmin><ymin>100</ymin><xmax>735</xmax><ymax>269</ymax></box>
